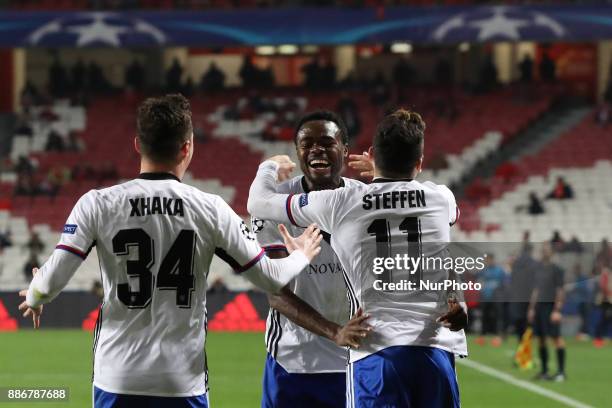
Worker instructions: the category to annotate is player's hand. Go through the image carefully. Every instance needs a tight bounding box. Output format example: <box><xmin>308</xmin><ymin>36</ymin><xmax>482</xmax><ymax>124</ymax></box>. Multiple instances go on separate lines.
<box><xmin>527</xmin><ymin>307</ymin><xmax>535</xmax><ymax>324</ymax></box>
<box><xmin>267</xmin><ymin>155</ymin><xmax>296</xmax><ymax>182</ymax></box>
<box><xmin>18</xmin><ymin>268</ymin><xmax>43</xmax><ymax>329</ymax></box>
<box><xmin>436</xmin><ymin>298</ymin><xmax>467</xmax><ymax>331</ymax></box>
<box><xmin>333</xmin><ymin>308</ymin><xmax>372</xmax><ymax>348</ymax></box>
<box><xmin>279</xmin><ymin>224</ymin><xmax>322</xmax><ymax>262</ymax></box>
<box><xmin>550</xmin><ymin>310</ymin><xmax>562</xmax><ymax>323</ymax></box>
<box><xmin>348</xmin><ymin>152</ymin><xmax>374</xmax><ymax>179</ymax></box>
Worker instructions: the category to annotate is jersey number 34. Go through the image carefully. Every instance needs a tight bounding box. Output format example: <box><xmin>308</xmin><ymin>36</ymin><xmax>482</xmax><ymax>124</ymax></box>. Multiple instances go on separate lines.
<box><xmin>112</xmin><ymin>228</ymin><xmax>197</xmax><ymax>309</ymax></box>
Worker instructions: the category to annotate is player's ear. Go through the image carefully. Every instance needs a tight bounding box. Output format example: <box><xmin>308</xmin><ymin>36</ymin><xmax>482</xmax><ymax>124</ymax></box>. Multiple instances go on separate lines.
<box><xmin>134</xmin><ymin>137</ymin><xmax>141</xmax><ymax>154</ymax></box>
<box><xmin>179</xmin><ymin>140</ymin><xmax>190</xmax><ymax>160</ymax></box>
<box><xmin>367</xmin><ymin>146</ymin><xmax>374</xmax><ymax>159</ymax></box>
<box><xmin>415</xmin><ymin>155</ymin><xmax>424</xmax><ymax>173</ymax></box>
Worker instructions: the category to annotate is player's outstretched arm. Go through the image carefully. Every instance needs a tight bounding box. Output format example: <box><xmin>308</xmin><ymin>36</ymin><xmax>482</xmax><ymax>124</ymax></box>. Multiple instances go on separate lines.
<box><xmin>18</xmin><ymin>268</ymin><xmax>43</xmax><ymax>329</ymax></box>
<box><xmin>248</xmin><ymin>157</ymin><xmax>341</xmax><ymax>232</ymax></box>
<box><xmin>247</xmin><ymin>157</ymin><xmax>296</xmax><ymax>224</ymax></box>
<box><xmin>242</xmin><ymin>224</ymin><xmax>322</xmax><ymax>293</ymax></box>
<box><xmin>18</xmin><ymin>249</ymin><xmax>84</xmax><ymax>328</ymax></box>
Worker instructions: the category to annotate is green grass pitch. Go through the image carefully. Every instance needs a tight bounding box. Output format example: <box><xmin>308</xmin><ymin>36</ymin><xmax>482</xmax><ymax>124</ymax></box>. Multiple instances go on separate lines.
<box><xmin>0</xmin><ymin>330</ymin><xmax>609</xmax><ymax>407</ymax></box>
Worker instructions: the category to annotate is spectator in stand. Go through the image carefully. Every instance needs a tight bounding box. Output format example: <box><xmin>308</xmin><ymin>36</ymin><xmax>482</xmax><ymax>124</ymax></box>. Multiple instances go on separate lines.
<box><xmin>302</xmin><ymin>57</ymin><xmax>322</xmax><ymax>90</ymax></box>
<box><xmin>320</xmin><ymin>58</ymin><xmax>337</xmax><ymax>89</ymax></box>
<box><xmin>550</xmin><ymin>230</ymin><xmax>565</xmax><ymax>252</ymax></box>
<box><xmin>393</xmin><ymin>56</ymin><xmax>416</xmax><ymax>88</ymax></box>
<box><xmin>24</xmin><ymin>231</ymin><xmax>45</xmax><ymax>259</ymax></box>
<box><xmin>540</xmin><ymin>51</ymin><xmax>556</xmax><ymax>82</ymax></box>
<box><xmin>200</xmin><ymin>62</ymin><xmax>226</xmax><ymax>92</ymax></box>
<box><xmin>46</xmin><ymin>165</ymin><xmax>71</xmax><ymax>195</ymax></box>
<box><xmin>594</xmin><ymin>267</ymin><xmax>612</xmax><ymax>347</ymax></box>
<box><xmin>547</xmin><ymin>176</ymin><xmax>574</xmax><ymax>200</ymax></box>
<box><xmin>66</xmin><ymin>132</ymin><xmax>85</xmax><ymax>152</ymax></box>
<box><xmin>564</xmin><ymin>236</ymin><xmax>583</xmax><ymax>253</ymax></box>
<box><xmin>166</xmin><ymin>58</ymin><xmax>184</xmax><ymax>93</ymax></box>
<box><xmin>339</xmin><ymin>70</ymin><xmax>359</xmax><ymax>92</ymax></box>
<box><xmin>14</xmin><ymin>155</ymin><xmax>35</xmax><ymax>175</ymax></box>
<box><xmin>509</xmin><ymin>244</ymin><xmax>537</xmax><ymax>342</ymax></box>
<box><xmin>48</xmin><ymin>57</ymin><xmax>69</xmax><ymax>98</ymax></box>
<box><xmin>23</xmin><ymin>254</ymin><xmax>39</xmax><ymax>284</ymax></box>
<box><xmin>0</xmin><ymin>228</ymin><xmax>12</xmax><ymax>250</ymax></box>
<box><xmin>370</xmin><ymin>71</ymin><xmax>391</xmax><ymax>107</ymax></box>
<box><xmin>477</xmin><ymin>254</ymin><xmax>507</xmax><ymax>346</ymax></box>
<box><xmin>20</xmin><ymin>80</ymin><xmax>40</xmax><ymax>109</ymax></box>
<box><xmin>45</xmin><ymin>129</ymin><xmax>66</xmax><ymax>152</ymax></box>
<box><xmin>182</xmin><ymin>77</ymin><xmax>195</xmax><ymax>97</ymax></box>
<box><xmin>519</xmin><ymin>54</ymin><xmax>534</xmax><ymax>83</ymax></box>
<box><xmin>125</xmin><ymin>59</ymin><xmax>145</xmax><ymax>91</ymax></box>
<box><xmin>239</xmin><ymin>56</ymin><xmax>258</xmax><ymax>88</ymax></box>
<box><xmin>479</xmin><ymin>54</ymin><xmax>498</xmax><ymax>93</ymax></box>
<box><xmin>14</xmin><ymin>174</ymin><xmax>37</xmax><ymax>196</ymax></box>
<box><xmin>87</xmin><ymin>61</ymin><xmax>111</xmax><ymax>93</ymax></box>
<box><xmin>260</xmin><ymin>65</ymin><xmax>276</xmax><ymax>89</ymax></box>
<box><xmin>527</xmin><ymin>192</ymin><xmax>545</xmax><ymax>215</ymax></box>
<box><xmin>14</xmin><ymin>113</ymin><xmax>33</xmax><ymax>137</ymax></box>
<box><xmin>336</xmin><ymin>92</ymin><xmax>361</xmax><ymax>144</ymax></box>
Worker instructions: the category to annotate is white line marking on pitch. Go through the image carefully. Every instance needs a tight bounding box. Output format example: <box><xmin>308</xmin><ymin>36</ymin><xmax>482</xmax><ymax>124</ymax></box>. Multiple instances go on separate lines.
<box><xmin>457</xmin><ymin>359</ymin><xmax>594</xmax><ymax>408</ymax></box>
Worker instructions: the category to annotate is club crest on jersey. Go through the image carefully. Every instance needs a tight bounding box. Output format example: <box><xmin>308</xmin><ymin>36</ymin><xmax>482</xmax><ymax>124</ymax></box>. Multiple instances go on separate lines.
<box><xmin>129</xmin><ymin>197</ymin><xmax>184</xmax><ymax>217</ymax></box>
<box><xmin>251</xmin><ymin>217</ymin><xmax>265</xmax><ymax>234</ymax></box>
<box><xmin>299</xmin><ymin>194</ymin><xmax>309</xmax><ymax>208</ymax></box>
<box><xmin>63</xmin><ymin>224</ymin><xmax>78</xmax><ymax>234</ymax></box>
<box><xmin>240</xmin><ymin>221</ymin><xmax>256</xmax><ymax>241</ymax></box>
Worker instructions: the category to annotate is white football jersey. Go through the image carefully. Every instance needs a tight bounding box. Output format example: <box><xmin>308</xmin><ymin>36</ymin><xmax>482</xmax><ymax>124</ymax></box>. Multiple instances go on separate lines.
<box><xmin>30</xmin><ymin>173</ymin><xmax>310</xmax><ymax>397</ymax></box>
<box><xmin>249</xmin><ymin>162</ymin><xmax>468</xmax><ymax>363</ymax></box>
<box><xmin>253</xmin><ymin>176</ymin><xmax>363</xmax><ymax>373</ymax></box>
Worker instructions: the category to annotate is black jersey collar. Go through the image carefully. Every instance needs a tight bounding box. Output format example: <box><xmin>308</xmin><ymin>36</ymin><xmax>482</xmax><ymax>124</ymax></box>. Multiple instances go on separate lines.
<box><xmin>138</xmin><ymin>172</ymin><xmax>181</xmax><ymax>182</ymax></box>
<box><xmin>300</xmin><ymin>176</ymin><xmax>345</xmax><ymax>193</ymax></box>
<box><xmin>371</xmin><ymin>177</ymin><xmax>414</xmax><ymax>184</ymax></box>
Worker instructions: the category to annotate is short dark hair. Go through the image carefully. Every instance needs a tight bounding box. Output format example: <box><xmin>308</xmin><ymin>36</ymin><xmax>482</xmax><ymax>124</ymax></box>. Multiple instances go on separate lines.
<box><xmin>136</xmin><ymin>94</ymin><xmax>193</xmax><ymax>164</ymax></box>
<box><xmin>373</xmin><ymin>109</ymin><xmax>425</xmax><ymax>175</ymax></box>
<box><xmin>294</xmin><ymin>110</ymin><xmax>349</xmax><ymax>145</ymax></box>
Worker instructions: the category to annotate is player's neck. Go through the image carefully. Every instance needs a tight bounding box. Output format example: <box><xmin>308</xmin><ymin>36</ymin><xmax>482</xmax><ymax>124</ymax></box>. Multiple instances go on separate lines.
<box><xmin>140</xmin><ymin>160</ymin><xmax>184</xmax><ymax>180</ymax></box>
<box><xmin>374</xmin><ymin>168</ymin><xmax>419</xmax><ymax>180</ymax></box>
<box><xmin>303</xmin><ymin>175</ymin><xmax>343</xmax><ymax>192</ymax></box>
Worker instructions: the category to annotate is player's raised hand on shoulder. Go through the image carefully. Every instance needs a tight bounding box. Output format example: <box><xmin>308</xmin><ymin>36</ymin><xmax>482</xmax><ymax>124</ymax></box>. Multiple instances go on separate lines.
<box><xmin>334</xmin><ymin>308</ymin><xmax>372</xmax><ymax>348</ymax></box>
<box><xmin>348</xmin><ymin>151</ymin><xmax>374</xmax><ymax>179</ymax></box>
<box><xmin>278</xmin><ymin>224</ymin><xmax>322</xmax><ymax>262</ymax></box>
<box><xmin>18</xmin><ymin>268</ymin><xmax>43</xmax><ymax>329</ymax></box>
<box><xmin>266</xmin><ymin>155</ymin><xmax>296</xmax><ymax>182</ymax></box>
<box><xmin>436</xmin><ymin>298</ymin><xmax>467</xmax><ymax>332</ymax></box>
